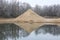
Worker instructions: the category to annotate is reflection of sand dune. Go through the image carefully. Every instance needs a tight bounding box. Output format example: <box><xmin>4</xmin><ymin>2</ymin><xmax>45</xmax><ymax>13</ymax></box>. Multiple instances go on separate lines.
<box><xmin>15</xmin><ymin>23</ymin><xmax>60</xmax><ymax>33</ymax></box>
<box><xmin>14</xmin><ymin>23</ymin><xmax>43</xmax><ymax>33</ymax></box>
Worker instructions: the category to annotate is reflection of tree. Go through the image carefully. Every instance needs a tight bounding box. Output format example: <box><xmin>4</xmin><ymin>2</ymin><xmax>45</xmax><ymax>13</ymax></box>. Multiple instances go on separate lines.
<box><xmin>0</xmin><ymin>23</ymin><xmax>29</xmax><ymax>40</ymax></box>
<box><xmin>35</xmin><ymin>25</ymin><xmax>60</xmax><ymax>35</ymax></box>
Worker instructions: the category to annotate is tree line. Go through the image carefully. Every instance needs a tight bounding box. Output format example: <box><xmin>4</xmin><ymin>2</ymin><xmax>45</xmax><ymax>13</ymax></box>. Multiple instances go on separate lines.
<box><xmin>0</xmin><ymin>0</ymin><xmax>60</xmax><ymax>18</ymax></box>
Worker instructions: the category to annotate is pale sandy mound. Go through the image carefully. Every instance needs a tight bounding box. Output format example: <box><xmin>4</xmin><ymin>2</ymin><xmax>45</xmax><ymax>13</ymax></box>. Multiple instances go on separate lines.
<box><xmin>16</xmin><ymin>9</ymin><xmax>45</xmax><ymax>22</ymax></box>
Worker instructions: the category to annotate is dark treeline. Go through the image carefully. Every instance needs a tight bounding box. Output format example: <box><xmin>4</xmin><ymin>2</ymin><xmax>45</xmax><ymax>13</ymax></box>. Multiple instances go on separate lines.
<box><xmin>0</xmin><ymin>0</ymin><xmax>60</xmax><ymax>18</ymax></box>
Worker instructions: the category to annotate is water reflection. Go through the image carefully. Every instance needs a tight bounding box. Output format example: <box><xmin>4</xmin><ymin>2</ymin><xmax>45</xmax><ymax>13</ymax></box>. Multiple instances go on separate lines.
<box><xmin>0</xmin><ymin>23</ymin><xmax>29</xmax><ymax>40</ymax></box>
<box><xmin>0</xmin><ymin>23</ymin><xmax>60</xmax><ymax>40</ymax></box>
<box><xmin>15</xmin><ymin>23</ymin><xmax>44</xmax><ymax>33</ymax></box>
<box><xmin>15</xmin><ymin>23</ymin><xmax>60</xmax><ymax>33</ymax></box>
<box><xmin>35</xmin><ymin>25</ymin><xmax>60</xmax><ymax>35</ymax></box>
<box><xmin>20</xmin><ymin>24</ymin><xmax>60</xmax><ymax>40</ymax></box>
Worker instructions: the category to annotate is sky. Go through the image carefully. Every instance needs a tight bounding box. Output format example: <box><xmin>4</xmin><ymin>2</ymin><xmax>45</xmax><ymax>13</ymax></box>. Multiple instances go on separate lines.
<box><xmin>6</xmin><ymin>0</ymin><xmax>60</xmax><ymax>7</ymax></box>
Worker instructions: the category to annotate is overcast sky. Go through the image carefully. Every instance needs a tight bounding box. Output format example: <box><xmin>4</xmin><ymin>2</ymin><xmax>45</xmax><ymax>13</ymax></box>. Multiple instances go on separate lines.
<box><xmin>6</xmin><ymin>0</ymin><xmax>60</xmax><ymax>7</ymax></box>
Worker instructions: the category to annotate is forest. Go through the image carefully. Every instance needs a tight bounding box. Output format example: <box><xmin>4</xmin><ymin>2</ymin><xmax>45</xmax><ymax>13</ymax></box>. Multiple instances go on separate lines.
<box><xmin>0</xmin><ymin>0</ymin><xmax>60</xmax><ymax>18</ymax></box>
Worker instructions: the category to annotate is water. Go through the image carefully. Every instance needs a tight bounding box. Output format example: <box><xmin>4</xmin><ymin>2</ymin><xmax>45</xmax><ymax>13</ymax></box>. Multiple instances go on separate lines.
<box><xmin>0</xmin><ymin>23</ymin><xmax>60</xmax><ymax>40</ymax></box>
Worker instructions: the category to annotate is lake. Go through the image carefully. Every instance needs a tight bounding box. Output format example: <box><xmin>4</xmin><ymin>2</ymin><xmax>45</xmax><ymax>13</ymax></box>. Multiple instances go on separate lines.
<box><xmin>0</xmin><ymin>23</ymin><xmax>60</xmax><ymax>40</ymax></box>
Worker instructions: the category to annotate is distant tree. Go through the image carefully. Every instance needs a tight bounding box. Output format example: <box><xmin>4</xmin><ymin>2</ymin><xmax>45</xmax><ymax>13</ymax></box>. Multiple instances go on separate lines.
<box><xmin>33</xmin><ymin>5</ymin><xmax>42</xmax><ymax>15</ymax></box>
<box><xmin>18</xmin><ymin>3</ymin><xmax>31</xmax><ymax>16</ymax></box>
<box><xmin>0</xmin><ymin>0</ymin><xmax>60</xmax><ymax>18</ymax></box>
